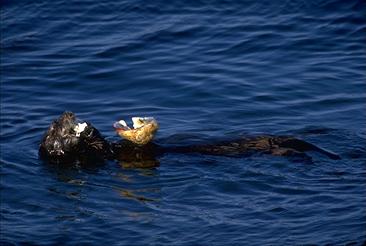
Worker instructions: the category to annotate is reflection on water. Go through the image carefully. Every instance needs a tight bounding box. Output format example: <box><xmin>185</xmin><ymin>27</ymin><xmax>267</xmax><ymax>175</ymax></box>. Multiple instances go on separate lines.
<box><xmin>116</xmin><ymin>188</ymin><xmax>158</xmax><ymax>203</ymax></box>
<box><xmin>118</xmin><ymin>159</ymin><xmax>160</xmax><ymax>169</ymax></box>
<box><xmin>115</xmin><ymin>166</ymin><xmax>161</xmax><ymax>203</ymax></box>
<box><xmin>44</xmin><ymin>155</ymin><xmax>161</xmax><ymax>214</ymax></box>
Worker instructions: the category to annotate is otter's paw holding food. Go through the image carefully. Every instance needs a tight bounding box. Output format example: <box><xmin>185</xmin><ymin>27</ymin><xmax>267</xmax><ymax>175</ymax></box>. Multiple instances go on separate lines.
<box><xmin>113</xmin><ymin>117</ymin><xmax>158</xmax><ymax>145</ymax></box>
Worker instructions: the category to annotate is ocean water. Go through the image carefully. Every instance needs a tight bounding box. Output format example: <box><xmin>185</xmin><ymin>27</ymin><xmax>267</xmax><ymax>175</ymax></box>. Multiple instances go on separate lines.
<box><xmin>1</xmin><ymin>0</ymin><xmax>366</xmax><ymax>245</ymax></box>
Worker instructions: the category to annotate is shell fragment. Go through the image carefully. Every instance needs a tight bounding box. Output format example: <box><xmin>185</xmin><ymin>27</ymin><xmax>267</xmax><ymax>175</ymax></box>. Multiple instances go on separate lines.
<box><xmin>74</xmin><ymin>122</ymin><xmax>88</xmax><ymax>137</ymax></box>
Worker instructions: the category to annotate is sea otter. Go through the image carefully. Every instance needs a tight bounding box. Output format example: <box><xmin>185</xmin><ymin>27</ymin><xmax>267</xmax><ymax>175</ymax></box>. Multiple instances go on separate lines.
<box><xmin>39</xmin><ymin>112</ymin><xmax>340</xmax><ymax>166</ymax></box>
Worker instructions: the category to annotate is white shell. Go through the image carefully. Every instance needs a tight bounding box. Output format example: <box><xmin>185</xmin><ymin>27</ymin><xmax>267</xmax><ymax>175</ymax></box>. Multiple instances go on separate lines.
<box><xmin>132</xmin><ymin>117</ymin><xmax>155</xmax><ymax>129</ymax></box>
<box><xmin>132</xmin><ymin>117</ymin><xmax>143</xmax><ymax>129</ymax></box>
<box><xmin>118</xmin><ymin>120</ymin><xmax>128</xmax><ymax>127</ymax></box>
<box><xmin>74</xmin><ymin>122</ymin><xmax>88</xmax><ymax>137</ymax></box>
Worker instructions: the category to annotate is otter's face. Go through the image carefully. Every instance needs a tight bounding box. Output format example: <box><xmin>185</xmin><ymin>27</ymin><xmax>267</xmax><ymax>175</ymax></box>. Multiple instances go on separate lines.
<box><xmin>113</xmin><ymin>117</ymin><xmax>158</xmax><ymax>145</ymax></box>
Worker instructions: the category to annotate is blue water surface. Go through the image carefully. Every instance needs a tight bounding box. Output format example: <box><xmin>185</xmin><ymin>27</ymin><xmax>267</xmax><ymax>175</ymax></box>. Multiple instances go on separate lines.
<box><xmin>1</xmin><ymin>0</ymin><xmax>366</xmax><ymax>245</ymax></box>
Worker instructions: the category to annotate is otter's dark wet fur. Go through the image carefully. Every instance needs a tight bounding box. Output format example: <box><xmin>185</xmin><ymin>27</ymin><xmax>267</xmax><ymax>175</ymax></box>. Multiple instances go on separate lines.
<box><xmin>40</xmin><ymin>112</ymin><xmax>340</xmax><ymax>166</ymax></box>
<box><xmin>39</xmin><ymin>112</ymin><xmax>111</xmax><ymax>163</ymax></box>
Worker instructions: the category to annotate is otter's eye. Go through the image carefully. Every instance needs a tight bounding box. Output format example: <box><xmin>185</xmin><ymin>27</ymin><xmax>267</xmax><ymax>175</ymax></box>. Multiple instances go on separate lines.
<box><xmin>139</xmin><ymin>119</ymin><xmax>144</xmax><ymax>124</ymax></box>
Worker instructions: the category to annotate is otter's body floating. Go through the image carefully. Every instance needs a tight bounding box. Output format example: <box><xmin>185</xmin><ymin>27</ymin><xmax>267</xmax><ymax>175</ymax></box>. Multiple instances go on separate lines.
<box><xmin>39</xmin><ymin>112</ymin><xmax>340</xmax><ymax>166</ymax></box>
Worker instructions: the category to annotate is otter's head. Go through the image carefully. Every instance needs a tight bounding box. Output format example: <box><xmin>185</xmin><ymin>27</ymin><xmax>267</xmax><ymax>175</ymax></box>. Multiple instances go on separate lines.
<box><xmin>113</xmin><ymin>117</ymin><xmax>158</xmax><ymax>145</ymax></box>
<box><xmin>39</xmin><ymin>112</ymin><xmax>78</xmax><ymax>156</ymax></box>
<box><xmin>40</xmin><ymin>112</ymin><xmax>109</xmax><ymax>161</ymax></box>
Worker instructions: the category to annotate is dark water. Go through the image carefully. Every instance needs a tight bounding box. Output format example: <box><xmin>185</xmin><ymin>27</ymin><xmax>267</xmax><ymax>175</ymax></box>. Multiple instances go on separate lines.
<box><xmin>1</xmin><ymin>0</ymin><xmax>366</xmax><ymax>245</ymax></box>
